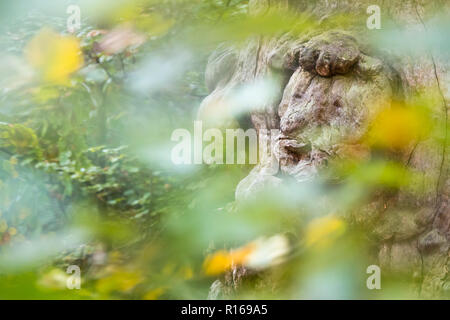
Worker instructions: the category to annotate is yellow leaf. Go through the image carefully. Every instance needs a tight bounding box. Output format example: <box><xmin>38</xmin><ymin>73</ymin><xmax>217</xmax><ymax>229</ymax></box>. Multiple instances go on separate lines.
<box><xmin>203</xmin><ymin>250</ymin><xmax>233</xmax><ymax>276</ymax></box>
<box><xmin>143</xmin><ymin>287</ymin><xmax>165</xmax><ymax>300</ymax></box>
<box><xmin>25</xmin><ymin>28</ymin><xmax>83</xmax><ymax>83</ymax></box>
<box><xmin>0</xmin><ymin>219</ymin><xmax>8</xmax><ymax>233</ymax></box>
<box><xmin>305</xmin><ymin>215</ymin><xmax>346</xmax><ymax>249</ymax></box>
<box><xmin>96</xmin><ymin>269</ymin><xmax>142</xmax><ymax>294</ymax></box>
<box><xmin>230</xmin><ymin>244</ymin><xmax>257</xmax><ymax>266</ymax></box>
<box><xmin>8</xmin><ymin>227</ymin><xmax>17</xmax><ymax>236</ymax></box>
<box><xmin>178</xmin><ymin>266</ymin><xmax>194</xmax><ymax>280</ymax></box>
<box><xmin>203</xmin><ymin>244</ymin><xmax>257</xmax><ymax>276</ymax></box>
<box><xmin>9</xmin><ymin>157</ymin><xmax>18</xmax><ymax>166</ymax></box>
<box><xmin>367</xmin><ymin>103</ymin><xmax>429</xmax><ymax>150</ymax></box>
<box><xmin>38</xmin><ymin>269</ymin><xmax>69</xmax><ymax>290</ymax></box>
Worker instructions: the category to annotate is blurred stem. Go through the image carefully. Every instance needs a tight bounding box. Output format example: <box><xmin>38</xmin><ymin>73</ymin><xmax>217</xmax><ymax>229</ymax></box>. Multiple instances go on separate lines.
<box><xmin>97</xmin><ymin>83</ymin><xmax>108</xmax><ymax>146</ymax></box>
<box><xmin>95</xmin><ymin>58</ymin><xmax>121</xmax><ymax>84</ymax></box>
<box><xmin>119</xmin><ymin>53</ymin><xmax>126</xmax><ymax>78</ymax></box>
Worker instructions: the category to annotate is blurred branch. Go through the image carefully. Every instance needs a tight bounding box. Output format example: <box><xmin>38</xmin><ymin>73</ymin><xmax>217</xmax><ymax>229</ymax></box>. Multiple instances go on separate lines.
<box><xmin>97</xmin><ymin>62</ymin><xmax>121</xmax><ymax>84</ymax></box>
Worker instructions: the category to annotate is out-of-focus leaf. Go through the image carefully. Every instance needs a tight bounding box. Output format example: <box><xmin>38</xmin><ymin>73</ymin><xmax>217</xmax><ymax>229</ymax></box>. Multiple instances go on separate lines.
<box><xmin>305</xmin><ymin>215</ymin><xmax>346</xmax><ymax>249</ymax></box>
<box><xmin>25</xmin><ymin>28</ymin><xmax>83</xmax><ymax>83</ymax></box>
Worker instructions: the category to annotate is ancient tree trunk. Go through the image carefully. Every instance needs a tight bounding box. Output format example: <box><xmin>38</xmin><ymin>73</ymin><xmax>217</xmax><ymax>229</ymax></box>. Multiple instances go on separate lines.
<box><xmin>201</xmin><ymin>0</ymin><xmax>449</xmax><ymax>298</ymax></box>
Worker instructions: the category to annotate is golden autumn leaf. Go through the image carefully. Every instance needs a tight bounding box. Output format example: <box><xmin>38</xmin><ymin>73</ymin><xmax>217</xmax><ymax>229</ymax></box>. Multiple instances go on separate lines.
<box><xmin>95</xmin><ymin>269</ymin><xmax>143</xmax><ymax>294</ymax></box>
<box><xmin>203</xmin><ymin>246</ymin><xmax>253</xmax><ymax>275</ymax></box>
<box><xmin>8</xmin><ymin>227</ymin><xmax>17</xmax><ymax>236</ymax></box>
<box><xmin>9</xmin><ymin>157</ymin><xmax>18</xmax><ymax>166</ymax></box>
<box><xmin>203</xmin><ymin>235</ymin><xmax>290</xmax><ymax>276</ymax></box>
<box><xmin>178</xmin><ymin>266</ymin><xmax>194</xmax><ymax>280</ymax></box>
<box><xmin>25</xmin><ymin>28</ymin><xmax>83</xmax><ymax>83</ymax></box>
<box><xmin>305</xmin><ymin>215</ymin><xmax>346</xmax><ymax>249</ymax></box>
<box><xmin>366</xmin><ymin>103</ymin><xmax>430</xmax><ymax>150</ymax></box>
<box><xmin>203</xmin><ymin>250</ymin><xmax>233</xmax><ymax>276</ymax></box>
<box><xmin>37</xmin><ymin>269</ymin><xmax>69</xmax><ymax>290</ymax></box>
<box><xmin>0</xmin><ymin>219</ymin><xmax>8</xmax><ymax>233</ymax></box>
<box><xmin>143</xmin><ymin>287</ymin><xmax>165</xmax><ymax>300</ymax></box>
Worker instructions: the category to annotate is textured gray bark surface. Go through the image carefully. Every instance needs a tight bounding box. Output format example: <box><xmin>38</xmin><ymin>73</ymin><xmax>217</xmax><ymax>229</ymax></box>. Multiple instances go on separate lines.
<box><xmin>200</xmin><ymin>0</ymin><xmax>449</xmax><ymax>298</ymax></box>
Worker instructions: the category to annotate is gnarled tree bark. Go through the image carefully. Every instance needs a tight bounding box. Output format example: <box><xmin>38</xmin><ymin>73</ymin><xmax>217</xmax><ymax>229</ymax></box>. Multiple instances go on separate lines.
<box><xmin>200</xmin><ymin>0</ymin><xmax>449</xmax><ymax>298</ymax></box>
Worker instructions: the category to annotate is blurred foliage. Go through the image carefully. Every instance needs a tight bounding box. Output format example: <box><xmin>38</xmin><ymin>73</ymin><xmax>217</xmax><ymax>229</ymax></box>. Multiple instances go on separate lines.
<box><xmin>0</xmin><ymin>0</ymin><xmax>447</xmax><ymax>300</ymax></box>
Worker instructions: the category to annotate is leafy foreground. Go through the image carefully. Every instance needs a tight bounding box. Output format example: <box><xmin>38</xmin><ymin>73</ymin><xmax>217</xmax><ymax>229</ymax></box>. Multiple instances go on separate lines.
<box><xmin>0</xmin><ymin>0</ymin><xmax>448</xmax><ymax>299</ymax></box>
